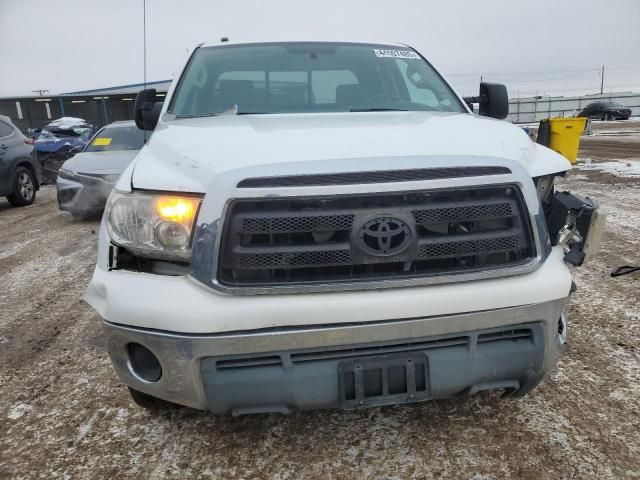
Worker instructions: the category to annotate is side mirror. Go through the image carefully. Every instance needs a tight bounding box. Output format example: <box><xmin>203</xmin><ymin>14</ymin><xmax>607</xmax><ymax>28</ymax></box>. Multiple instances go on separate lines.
<box><xmin>135</xmin><ymin>88</ymin><xmax>164</xmax><ymax>131</ymax></box>
<box><xmin>463</xmin><ymin>82</ymin><xmax>509</xmax><ymax>120</ymax></box>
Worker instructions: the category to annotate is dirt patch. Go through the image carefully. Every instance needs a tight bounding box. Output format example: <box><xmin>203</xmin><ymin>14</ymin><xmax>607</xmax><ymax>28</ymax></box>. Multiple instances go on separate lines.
<box><xmin>579</xmin><ymin>120</ymin><xmax>640</xmax><ymax>160</ymax></box>
<box><xmin>1</xmin><ymin>145</ymin><xmax>639</xmax><ymax>479</ymax></box>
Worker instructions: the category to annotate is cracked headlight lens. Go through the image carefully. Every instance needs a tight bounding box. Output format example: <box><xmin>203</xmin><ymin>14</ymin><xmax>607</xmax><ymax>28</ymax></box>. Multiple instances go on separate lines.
<box><xmin>106</xmin><ymin>190</ymin><xmax>202</xmax><ymax>260</ymax></box>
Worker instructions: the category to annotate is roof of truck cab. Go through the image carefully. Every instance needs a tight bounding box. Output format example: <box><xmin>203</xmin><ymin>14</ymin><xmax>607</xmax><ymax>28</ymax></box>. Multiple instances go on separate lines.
<box><xmin>199</xmin><ymin>40</ymin><xmax>410</xmax><ymax>49</ymax></box>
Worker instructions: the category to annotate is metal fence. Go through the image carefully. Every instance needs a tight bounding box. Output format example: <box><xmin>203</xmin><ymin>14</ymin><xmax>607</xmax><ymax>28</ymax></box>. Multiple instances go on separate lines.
<box><xmin>507</xmin><ymin>92</ymin><xmax>640</xmax><ymax>124</ymax></box>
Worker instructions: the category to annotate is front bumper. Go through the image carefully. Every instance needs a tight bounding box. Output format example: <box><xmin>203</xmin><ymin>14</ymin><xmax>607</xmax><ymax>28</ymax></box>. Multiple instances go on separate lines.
<box><xmin>104</xmin><ymin>298</ymin><xmax>568</xmax><ymax>414</ymax></box>
<box><xmin>56</xmin><ymin>175</ymin><xmax>114</xmax><ymax>213</ymax></box>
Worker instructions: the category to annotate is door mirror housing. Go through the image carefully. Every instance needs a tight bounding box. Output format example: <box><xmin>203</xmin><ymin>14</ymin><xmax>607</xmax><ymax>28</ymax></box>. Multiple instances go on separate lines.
<box><xmin>463</xmin><ymin>82</ymin><xmax>509</xmax><ymax>120</ymax></box>
<box><xmin>135</xmin><ymin>89</ymin><xmax>164</xmax><ymax>131</ymax></box>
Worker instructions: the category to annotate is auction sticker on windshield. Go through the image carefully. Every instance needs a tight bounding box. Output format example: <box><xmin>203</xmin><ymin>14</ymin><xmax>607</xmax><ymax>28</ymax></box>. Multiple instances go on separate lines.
<box><xmin>373</xmin><ymin>49</ymin><xmax>420</xmax><ymax>59</ymax></box>
<box><xmin>92</xmin><ymin>138</ymin><xmax>112</xmax><ymax>146</ymax></box>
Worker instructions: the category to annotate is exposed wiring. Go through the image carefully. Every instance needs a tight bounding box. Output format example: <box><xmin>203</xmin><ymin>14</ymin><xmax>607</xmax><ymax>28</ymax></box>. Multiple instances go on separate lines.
<box><xmin>611</xmin><ymin>265</ymin><xmax>640</xmax><ymax>277</ymax></box>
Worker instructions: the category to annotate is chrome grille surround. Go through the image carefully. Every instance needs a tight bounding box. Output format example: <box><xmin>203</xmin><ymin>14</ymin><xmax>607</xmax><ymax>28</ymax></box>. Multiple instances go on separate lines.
<box><xmin>189</xmin><ymin>156</ymin><xmax>551</xmax><ymax>295</ymax></box>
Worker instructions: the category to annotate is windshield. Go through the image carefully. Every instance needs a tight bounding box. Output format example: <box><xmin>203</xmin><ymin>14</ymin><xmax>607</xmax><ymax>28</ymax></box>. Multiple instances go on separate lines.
<box><xmin>169</xmin><ymin>42</ymin><xmax>465</xmax><ymax>117</ymax></box>
<box><xmin>85</xmin><ymin>125</ymin><xmax>147</xmax><ymax>152</ymax></box>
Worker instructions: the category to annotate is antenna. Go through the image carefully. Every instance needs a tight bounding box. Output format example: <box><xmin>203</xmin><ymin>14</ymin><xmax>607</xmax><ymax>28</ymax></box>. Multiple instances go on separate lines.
<box><xmin>143</xmin><ymin>0</ymin><xmax>147</xmax><ymax>90</ymax></box>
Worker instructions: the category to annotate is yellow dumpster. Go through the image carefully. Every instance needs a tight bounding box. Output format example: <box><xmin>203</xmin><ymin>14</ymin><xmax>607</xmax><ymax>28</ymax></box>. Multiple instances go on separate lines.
<box><xmin>548</xmin><ymin>117</ymin><xmax>587</xmax><ymax>164</ymax></box>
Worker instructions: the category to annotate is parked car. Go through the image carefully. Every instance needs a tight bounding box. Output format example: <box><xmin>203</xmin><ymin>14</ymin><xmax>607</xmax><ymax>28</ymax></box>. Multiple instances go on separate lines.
<box><xmin>578</xmin><ymin>101</ymin><xmax>632</xmax><ymax>120</ymax></box>
<box><xmin>34</xmin><ymin>117</ymin><xmax>95</xmax><ymax>183</ymax></box>
<box><xmin>57</xmin><ymin>121</ymin><xmax>147</xmax><ymax>219</ymax></box>
<box><xmin>85</xmin><ymin>41</ymin><xmax>604</xmax><ymax>414</ymax></box>
<box><xmin>0</xmin><ymin>115</ymin><xmax>42</xmax><ymax>207</ymax></box>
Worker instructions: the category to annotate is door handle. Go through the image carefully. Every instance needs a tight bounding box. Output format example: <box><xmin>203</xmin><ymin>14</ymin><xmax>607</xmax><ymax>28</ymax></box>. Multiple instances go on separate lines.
<box><xmin>0</xmin><ymin>144</ymin><xmax>8</xmax><ymax>150</ymax></box>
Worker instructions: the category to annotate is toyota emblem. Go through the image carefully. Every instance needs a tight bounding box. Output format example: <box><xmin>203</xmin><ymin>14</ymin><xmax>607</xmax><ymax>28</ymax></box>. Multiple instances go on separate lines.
<box><xmin>357</xmin><ymin>217</ymin><xmax>412</xmax><ymax>256</ymax></box>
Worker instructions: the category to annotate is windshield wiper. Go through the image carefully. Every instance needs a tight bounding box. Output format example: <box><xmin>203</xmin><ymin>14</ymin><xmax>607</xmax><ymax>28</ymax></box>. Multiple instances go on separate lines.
<box><xmin>175</xmin><ymin>105</ymin><xmax>241</xmax><ymax>119</ymax></box>
<box><xmin>349</xmin><ymin>107</ymin><xmax>409</xmax><ymax>112</ymax></box>
<box><xmin>175</xmin><ymin>112</ymin><xmax>223</xmax><ymax>119</ymax></box>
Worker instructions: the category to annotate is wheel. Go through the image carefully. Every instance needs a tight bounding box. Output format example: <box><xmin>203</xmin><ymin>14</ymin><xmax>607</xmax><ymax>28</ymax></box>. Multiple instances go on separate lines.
<box><xmin>606</xmin><ymin>113</ymin><xmax>615</xmax><ymax>121</ymax></box>
<box><xmin>128</xmin><ymin>387</ymin><xmax>181</xmax><ymax>411</ymax></box>
<box><xmin>6</xmin><ymin>166</ymin><xmax>36</xmax><ymax>207</ymax></box>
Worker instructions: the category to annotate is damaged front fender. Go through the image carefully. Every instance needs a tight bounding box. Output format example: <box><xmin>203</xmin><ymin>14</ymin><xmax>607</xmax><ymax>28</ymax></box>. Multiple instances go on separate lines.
<box><xmin>546</xmin><ymin>191</ymin><xmax>605</xmax><ymax>266</ymax></box>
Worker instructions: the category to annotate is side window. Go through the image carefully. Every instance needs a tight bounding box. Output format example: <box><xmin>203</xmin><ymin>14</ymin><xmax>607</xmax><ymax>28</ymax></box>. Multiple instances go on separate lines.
<box><xmin>0</xmin><ymin>121</ymin><xmax>14</xmax><ymax>138</ymax></box>
<box><xmin>395</xmin><ymin>60</ymin><xmax>439</xmax><ymax>107</ymax></box>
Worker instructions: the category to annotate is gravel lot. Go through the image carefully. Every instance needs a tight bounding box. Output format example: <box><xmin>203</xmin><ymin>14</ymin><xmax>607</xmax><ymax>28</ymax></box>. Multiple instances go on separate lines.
<box><xmin>1</xmin><ymin>122</ymin><xmax>639</xmax><ymax>479</ymax></box>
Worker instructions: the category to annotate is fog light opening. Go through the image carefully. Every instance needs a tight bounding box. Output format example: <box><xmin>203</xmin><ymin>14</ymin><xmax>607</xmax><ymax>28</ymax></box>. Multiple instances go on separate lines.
<box><xmin>557</xmin><ymin>312</ymin><xmax>568</xmax><ymax>344</ymax></box>
<box><xmin>127</xmin><ymin>343</ymin><xmax>162</xmax><ymax>383</ymax></box>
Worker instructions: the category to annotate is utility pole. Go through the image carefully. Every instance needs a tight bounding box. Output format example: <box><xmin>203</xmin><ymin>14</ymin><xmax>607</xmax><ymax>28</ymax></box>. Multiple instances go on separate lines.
<box><xmin>600</xmin><ymin>65</ymin><xmax>604</xmax><ymax>95</ymax></box>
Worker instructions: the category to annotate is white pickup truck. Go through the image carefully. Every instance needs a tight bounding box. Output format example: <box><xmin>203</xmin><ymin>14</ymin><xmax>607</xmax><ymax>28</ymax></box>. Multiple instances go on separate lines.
<box><xmin>85</xmin><ymin>41</ymin><xmax>603</xmax><ymax>414</ymax></box>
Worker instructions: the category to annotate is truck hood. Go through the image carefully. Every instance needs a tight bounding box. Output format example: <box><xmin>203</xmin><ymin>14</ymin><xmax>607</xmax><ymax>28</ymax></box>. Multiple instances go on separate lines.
<box><xmin>131</xmin><ymin>111</ymin><xmax>570</xmax><ymax>192</ymax></box>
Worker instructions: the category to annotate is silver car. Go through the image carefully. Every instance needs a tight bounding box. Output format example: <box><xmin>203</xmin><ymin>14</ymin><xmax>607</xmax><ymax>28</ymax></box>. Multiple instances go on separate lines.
<box><xmin>56</xmin><ymin>121</ymin><xmax>147</xmax><ymax>219</ymax></box>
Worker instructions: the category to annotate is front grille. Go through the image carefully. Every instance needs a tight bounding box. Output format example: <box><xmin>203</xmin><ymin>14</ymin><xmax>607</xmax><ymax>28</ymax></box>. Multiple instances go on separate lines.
<box><xmin>218</xmin><ymin>184</ymin><xmax>535</xmax><ymax>287</ymax></box>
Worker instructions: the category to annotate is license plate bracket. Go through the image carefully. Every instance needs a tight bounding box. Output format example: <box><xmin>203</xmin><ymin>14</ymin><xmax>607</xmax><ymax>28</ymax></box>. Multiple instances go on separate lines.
<box><xmin>338</xmin><ymin>353</ymin><xmax>430</xmax><ymax>409</ymax></box>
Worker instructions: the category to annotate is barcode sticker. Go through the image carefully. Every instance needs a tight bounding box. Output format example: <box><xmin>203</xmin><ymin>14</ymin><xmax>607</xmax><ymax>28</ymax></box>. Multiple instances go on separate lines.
<box><xmin>373</xmin><ymin>49</ymin><xmax>420</xmax><ymax>59</ymax></box>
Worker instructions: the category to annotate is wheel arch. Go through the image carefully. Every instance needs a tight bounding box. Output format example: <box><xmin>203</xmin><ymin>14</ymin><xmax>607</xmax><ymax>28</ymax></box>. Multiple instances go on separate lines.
<box><xmin>14</xmin><ymin>158</ymin><xmax>40</xmax><ymax>190</ymax></box>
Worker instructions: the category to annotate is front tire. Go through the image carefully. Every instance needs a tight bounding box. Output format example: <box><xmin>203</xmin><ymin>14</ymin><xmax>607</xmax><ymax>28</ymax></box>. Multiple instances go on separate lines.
<box><xmin>6</xmin><ymin>166</ymin><xmax>36</xmax><ymax>207</ymax></box>
<box><xmin>128</xmin><ymin>387</ymin><xmax>181</xmax><ymax>411</ymax></box>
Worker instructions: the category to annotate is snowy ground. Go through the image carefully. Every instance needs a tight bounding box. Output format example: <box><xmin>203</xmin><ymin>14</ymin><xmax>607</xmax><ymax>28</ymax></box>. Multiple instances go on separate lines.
<box><xmin>0</xmin><ymin>123</ymin><xmax>639</xmax><ymax>479</ymax></box>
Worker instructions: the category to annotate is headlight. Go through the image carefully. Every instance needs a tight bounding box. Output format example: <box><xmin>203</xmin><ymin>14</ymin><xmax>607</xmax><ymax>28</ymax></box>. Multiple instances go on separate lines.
<box><xmin>58</xmin><ymin>169</ymin><xmax>77</xmax><ymax>180</ymax></box>
<box><xmin>106</xmin><ymin>190</ymin><xmax>202</xmax><ymax>260</ymax></box>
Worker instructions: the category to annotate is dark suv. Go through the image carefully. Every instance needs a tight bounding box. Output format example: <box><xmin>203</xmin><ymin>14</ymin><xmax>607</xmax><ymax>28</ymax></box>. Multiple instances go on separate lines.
<box><xmin>0</xmin><ymin>115</ymin><xmax>42</xmax><ymax>207</ymax></box>
<box><xmin>579</xmin><ymin>101</ymin><xmax>632</xmax><ymax>121</ymax></box>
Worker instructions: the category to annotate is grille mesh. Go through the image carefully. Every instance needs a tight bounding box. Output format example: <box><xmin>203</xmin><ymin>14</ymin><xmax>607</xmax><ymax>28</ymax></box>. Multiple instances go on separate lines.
<box><xmin>242</xmin><ymin>215</ymin><xmax>354</xmax><ymax>233</ymax></box>
<box><xmin>419</xmin><ymin>236</ymin><xmax>519</xmax><ymax>259</ymax></box>
<box><xmin>413</xmin><ymin>202</ymin><xmax>513</xmax><ymax>224</ymax></box>
<box><xmin>238</xmin><ymin>250</ymin><xmax>352</xmax><ymax>268</ymax></box>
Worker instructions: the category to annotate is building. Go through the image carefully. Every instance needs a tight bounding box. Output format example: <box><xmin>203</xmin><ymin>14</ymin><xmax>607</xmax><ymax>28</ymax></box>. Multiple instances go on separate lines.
<box><xmin>0</xmin><ymin>80</ymin><xmax>171</xmax><ymax>132</ymax></box>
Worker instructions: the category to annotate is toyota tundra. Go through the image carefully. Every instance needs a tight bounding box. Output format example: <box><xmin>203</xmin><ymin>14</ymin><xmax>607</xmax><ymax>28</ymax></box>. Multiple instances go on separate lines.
<box><xmin>85</xmin><ymin>41</ymin><xmax>604</xmax><ymax>414</ymax></box>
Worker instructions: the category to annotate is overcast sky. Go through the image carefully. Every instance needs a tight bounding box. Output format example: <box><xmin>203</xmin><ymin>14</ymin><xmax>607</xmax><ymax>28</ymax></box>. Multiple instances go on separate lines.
<box><xmin>1</xmin><ymin>0</ymin><xmax>639</xmax><ymax>98</ymax></box>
